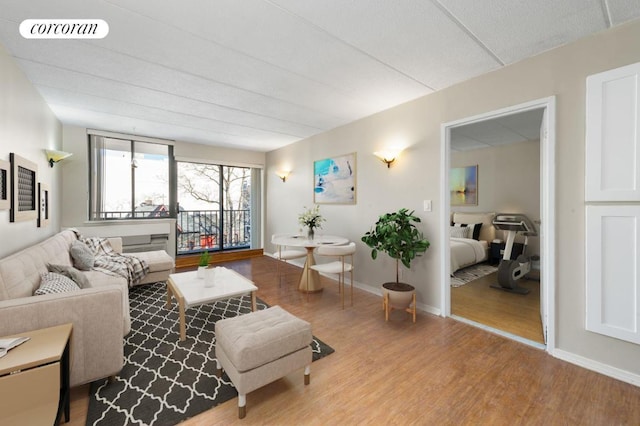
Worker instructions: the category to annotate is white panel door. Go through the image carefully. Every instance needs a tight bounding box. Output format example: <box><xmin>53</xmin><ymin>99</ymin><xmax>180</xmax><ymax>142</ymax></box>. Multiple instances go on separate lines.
<box><xmin>585</xmin><ymin>62</ymin><xmax>640</xmax><ymax>201</ymax></box>
<box><xmin>586</xmin><ymin>205</ymin><xmax>640</xmax><ymax>344</ymax></box>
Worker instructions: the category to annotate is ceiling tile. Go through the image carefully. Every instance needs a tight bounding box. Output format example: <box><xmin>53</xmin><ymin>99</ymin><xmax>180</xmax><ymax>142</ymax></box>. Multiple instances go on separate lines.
<box><xmin>450</xmin><ymin>135</ymin><xmax>490</xmax><ymax>151</ymax></box>
<box><xmin>437</xmin><ymin>0</ymin><xmax>608</xmax><ymax>64</ymax></box>
<box><xmin>494</xmin><ymin>109</ymin><xmax>545</xmax><ymax>140</ymax></box>
<box><xmin>606</xmin><ymin>0</ymin><xmax>640</xmax><ymax>25</ymax></box>
<box><xmin>17</xmin><ymin>60</ymin><xmax>326</xmax><ymax>137</ymax></box>
<box><xmin>269</xmin><ymin>0</ymin><xmax>502</xmax><ymax>89</ymax></box>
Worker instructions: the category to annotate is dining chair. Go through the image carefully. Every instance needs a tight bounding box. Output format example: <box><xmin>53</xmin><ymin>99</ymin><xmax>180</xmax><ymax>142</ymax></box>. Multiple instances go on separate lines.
<box><xmin>271</xmin><ymin>234</ymin><xmax>306</xmax><ymax>286</ymax></box>
<box><xmin>309</xmin><ymin>242</ymin><xmax>356</xmax><ymax>308</ymax></box>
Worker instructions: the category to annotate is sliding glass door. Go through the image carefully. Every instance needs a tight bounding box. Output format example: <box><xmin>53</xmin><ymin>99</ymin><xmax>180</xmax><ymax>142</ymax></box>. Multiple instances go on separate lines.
<box><xmin>176</xmin><ymin>161</ymin><xmax>252</xmax><ymax>254</ymax></box>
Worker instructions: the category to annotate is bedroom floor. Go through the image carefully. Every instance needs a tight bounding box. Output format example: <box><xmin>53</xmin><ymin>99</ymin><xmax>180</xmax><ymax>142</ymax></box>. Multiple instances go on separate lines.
<box><xmin>451</xmin><ymin>271</ymin><xmax>544</xmax><ymax>344</ymax></box>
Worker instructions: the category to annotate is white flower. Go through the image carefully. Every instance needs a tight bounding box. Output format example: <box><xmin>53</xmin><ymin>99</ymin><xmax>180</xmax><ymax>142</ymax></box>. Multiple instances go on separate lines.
<box><xmin>298</xmin><ymin>205</ymin><xmax>325</xmax><ymax>229</ymax></box>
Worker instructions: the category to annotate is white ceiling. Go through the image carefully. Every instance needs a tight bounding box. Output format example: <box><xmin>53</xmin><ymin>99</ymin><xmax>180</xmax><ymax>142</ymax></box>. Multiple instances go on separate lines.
<box><xmin>0</xmin><ymin>1</ymin><xmax>639</xmax><ymax>152</ymax></box>
<box><xmin>451</xmin><ymin>108</ymin><xmax>545</xmax><ymax>151</ymax></box>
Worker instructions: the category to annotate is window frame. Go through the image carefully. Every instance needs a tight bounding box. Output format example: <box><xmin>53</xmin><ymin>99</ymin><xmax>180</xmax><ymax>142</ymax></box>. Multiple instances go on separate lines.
<box><xmin>88</xmin><ymin>133</ymin><xmax>174</xmax><ymax>221</ymax></box>
<box><xmin>176</xmin><ymin>160</ymin><xmax>253</xmax><ymax>253</ymax></box>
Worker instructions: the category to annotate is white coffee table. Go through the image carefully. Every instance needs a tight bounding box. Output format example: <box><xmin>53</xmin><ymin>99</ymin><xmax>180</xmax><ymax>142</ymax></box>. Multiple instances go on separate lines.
<box><xmin>166</xmin><ymin>268</ymin><xmax>258</xmax><ymax>341</ymax></box>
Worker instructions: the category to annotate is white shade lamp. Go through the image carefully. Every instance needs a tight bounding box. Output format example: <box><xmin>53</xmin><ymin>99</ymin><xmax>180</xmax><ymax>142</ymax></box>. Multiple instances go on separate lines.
<box><xmin>44</xmin><ymin>149</ymin><xmax>73</xmax><ymax>167</ymax></box>
<box><xmin>374</xmin><ymin>149</ymin><xmax>402</xmax><ymax>168</ymax></box>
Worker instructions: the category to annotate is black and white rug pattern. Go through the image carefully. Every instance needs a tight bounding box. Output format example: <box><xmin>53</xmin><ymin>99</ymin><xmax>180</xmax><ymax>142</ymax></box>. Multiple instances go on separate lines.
<box><xmin>451</xmin><ymin>263</ymin><xmax>498</xmax><ymax>288</ymax></box>
<box><xmin>86</xmin><ymin>282</ymin><xmax>334</xmax><ymax>426</ymax></box>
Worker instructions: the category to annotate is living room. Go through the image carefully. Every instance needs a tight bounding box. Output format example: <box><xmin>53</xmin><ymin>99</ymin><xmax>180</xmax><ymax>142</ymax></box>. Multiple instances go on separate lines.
<box><xmin>2</xmin><ymin>2</ymin><xmax>640</xmax><ymax>424</ymax></box>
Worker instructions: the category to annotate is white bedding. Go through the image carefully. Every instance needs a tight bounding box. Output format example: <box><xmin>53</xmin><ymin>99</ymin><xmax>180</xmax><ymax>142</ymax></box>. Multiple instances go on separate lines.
<box><xmin>450</xmin><ymin>238</ymin><xmax>488</xmax><ymax>274</ymax></box>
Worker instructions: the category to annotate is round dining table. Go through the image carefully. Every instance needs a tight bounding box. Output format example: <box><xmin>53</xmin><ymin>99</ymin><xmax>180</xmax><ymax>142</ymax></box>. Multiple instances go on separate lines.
<box><xmin>271</xmin><ymin>234</ymin><xmax>349</xmax><ymax>293</ymax></box>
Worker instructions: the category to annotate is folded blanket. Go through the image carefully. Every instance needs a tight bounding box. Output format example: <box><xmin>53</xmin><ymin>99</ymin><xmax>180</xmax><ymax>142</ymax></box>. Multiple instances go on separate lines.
<box><xmin>82</xmin><ymin>236</ymin><xmax>149</xmax><ymax>286</ymax></box>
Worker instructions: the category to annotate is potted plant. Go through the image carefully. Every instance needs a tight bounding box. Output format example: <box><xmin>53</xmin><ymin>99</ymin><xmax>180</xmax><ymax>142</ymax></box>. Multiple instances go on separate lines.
<box><xmin>197</xmin><ymin>250</ymin><xmax>210</xmax><ymax>279</ymax></box>
<box><xmin>361</xmin><ymin>208</ymin><xmax>430</xmax><ymax>319</ymax></box>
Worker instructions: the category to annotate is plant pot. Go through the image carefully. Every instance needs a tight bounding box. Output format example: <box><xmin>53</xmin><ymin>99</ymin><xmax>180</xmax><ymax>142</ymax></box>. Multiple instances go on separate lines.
<box><xmin>382</xmin><ymin>282</ymin><xmax>415</xmax><ymax>309</ymax></box>
<box><xmin>197</xmin><ymin>266</ymin><xmax>207</xmax><ymax>279</ymax></box>
<box><xmin>382</xmin><ymin>281</ymin><xmax>417</xmax><ymax>322</ymax></box>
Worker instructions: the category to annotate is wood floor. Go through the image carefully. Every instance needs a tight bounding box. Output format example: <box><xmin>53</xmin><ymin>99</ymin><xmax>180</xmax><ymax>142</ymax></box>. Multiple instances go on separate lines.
<box><xmin>451</xmin><ymin>271</ymin><xmax>544</xmax><ymax>343</ymax></box>
<box><xmin>67</xmin><ymin>256</ymin><xmax>640</xmax><ymax>425</ymax></box>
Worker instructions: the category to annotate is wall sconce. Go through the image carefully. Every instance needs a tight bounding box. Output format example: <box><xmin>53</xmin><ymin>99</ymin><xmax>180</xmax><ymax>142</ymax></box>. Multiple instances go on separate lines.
<box><xmin>44</xmin><ymin>149</ymin><xmax>73</xmax><ymax>168</ymax></box>
<box><xmin>275</xmin><ymin>170</ymin><xmax>290</xmax><ymax>182</ymax></box>
<box><xmin>374</xmin><ymin>149</ymin><xmax>402</xmax><ymax>168</ymax></box>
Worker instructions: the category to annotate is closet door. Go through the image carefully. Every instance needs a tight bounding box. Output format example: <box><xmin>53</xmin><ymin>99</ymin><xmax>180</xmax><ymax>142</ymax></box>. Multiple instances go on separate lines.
<box><xmin>585</xmin><ymin>62</ymin><xmax>640</xmax><ymax>344</ymax></box>
<box><xmin>585</xmin><ymin>62</ymin><xmax>640</xmax><ymax>201</ymax></box>
<box><xmin>586</xmin><ymin>206</ymin><xmax>640</xmax><ymax>344</ymax></box>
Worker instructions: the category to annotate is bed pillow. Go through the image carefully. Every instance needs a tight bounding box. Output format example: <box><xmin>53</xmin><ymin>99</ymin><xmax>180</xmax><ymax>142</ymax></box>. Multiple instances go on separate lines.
<box><xmin>452</xmin><ymin>222</ymin><xmax>482</xmax><ymax>240</ymax></box>
<box><xmin>34</xmin><ymin>272</ymin><xmax>81</xmax><ymax>296</ymax></box>
<box><xmin>70</xmin><ymin>240</ymin><xmax>95</xmax><ymax>270</ymax></box>
<box><xmin>450</xmin><ymin>226</ymin><xmax>470</xmax><ymax>239</ymax></box>
<box><xmin>47</xmin><ymin>263</ymin><xmax>90</xmax><ymax>289</ymax></box>
<box><xmin>453</xmin><ymin>212</ymin><xmax>495</xmax><ymax>241</ymax></box>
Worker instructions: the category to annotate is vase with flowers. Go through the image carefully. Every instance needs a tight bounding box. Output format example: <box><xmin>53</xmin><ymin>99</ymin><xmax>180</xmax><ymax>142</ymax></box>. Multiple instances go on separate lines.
<box><xmin>298</xmin><ymin>205</ymin><xmax>325</xmax><ymax>240</ymax></box>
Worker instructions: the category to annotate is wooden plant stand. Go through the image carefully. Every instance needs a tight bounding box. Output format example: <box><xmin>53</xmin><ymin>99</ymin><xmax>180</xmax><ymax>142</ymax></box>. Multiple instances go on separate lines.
<box><xmin>383</xmin><ymin>292</ymin><xmax>416</xmax><ymax>323</ymax></box>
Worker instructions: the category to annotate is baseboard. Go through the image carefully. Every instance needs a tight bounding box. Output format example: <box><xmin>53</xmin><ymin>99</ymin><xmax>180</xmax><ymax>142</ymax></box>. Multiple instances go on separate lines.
<box><xmin>334</xmin><ymin>275</ymin><xmax>441</xmax><ymax>317</ymax></box>
<box><xmin>176</xmin><ymin>248</ymin><xmax>263</xmax><ymax>268</ymax></box>
<box><xmin>271</xmin><ymin>257</ymin><xmax>442</xmax><ymax>317</ymax></box>
<box><xmin>554</xmin><ymin>349</ymin><xmax>640</xmax><ymax>387</ymax></box>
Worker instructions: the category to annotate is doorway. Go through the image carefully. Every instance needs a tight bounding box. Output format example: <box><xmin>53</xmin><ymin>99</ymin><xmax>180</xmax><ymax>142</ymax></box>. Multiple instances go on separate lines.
<box><xmin>176</xmin><ymin>161</ymin><xmax>253</xmax><ymax>254</ymax></box>
<box><xmin>439</xmin><ymin>97</ymin><xmax>556</xmax><ymax>352</ymax></box>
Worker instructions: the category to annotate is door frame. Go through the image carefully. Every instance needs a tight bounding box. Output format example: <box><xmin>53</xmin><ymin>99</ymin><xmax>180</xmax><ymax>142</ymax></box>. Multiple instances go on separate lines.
<box><xmin>439</xmin><ymin>96</ymin><xmax>556</xmax><ymax>353</ymax></box>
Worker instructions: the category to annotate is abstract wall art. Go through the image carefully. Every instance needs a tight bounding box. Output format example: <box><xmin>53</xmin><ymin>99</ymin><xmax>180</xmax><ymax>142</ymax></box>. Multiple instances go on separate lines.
<box><xmin>450</xmin><ymin>165</ymin><xmax>478</xmax><ymax>206</ymax></box>
<box><xmin>313</xmin><ymin>152</ymin><xmax>356</xmax><ymax>204</ymax></box>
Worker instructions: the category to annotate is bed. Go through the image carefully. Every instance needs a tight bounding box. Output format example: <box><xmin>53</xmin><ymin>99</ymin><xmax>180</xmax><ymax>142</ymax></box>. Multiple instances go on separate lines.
<box><xmin>450</xmin><ymin>212</ymin><xmax>495</xmax><ymax>274</ymax></box>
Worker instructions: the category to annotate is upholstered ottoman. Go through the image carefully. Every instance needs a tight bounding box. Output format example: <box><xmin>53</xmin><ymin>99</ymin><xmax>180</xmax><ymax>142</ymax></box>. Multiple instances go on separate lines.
<box><xmin>215</xmin><ymin>306</ymin><xmax>313</xmax><ymax>419</ymax></box>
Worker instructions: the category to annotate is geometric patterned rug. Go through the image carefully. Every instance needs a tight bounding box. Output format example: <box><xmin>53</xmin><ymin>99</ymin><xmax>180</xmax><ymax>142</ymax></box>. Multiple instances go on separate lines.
<box><xmin>451</xmin><ymin>263</ymin><xmax>498</xmax><ymax>288</ymax></box>
<box><xmin>86</xmin><ymin>282</ymin><xmax>334</xmax><ymax>426</ymax></box>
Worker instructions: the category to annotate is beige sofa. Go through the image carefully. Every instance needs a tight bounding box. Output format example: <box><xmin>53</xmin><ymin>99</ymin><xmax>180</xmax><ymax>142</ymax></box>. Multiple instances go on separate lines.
<box><xmin>0</xmin><ymin>229</ymin><xmax>174</xmax><ymax>387</ymax></box>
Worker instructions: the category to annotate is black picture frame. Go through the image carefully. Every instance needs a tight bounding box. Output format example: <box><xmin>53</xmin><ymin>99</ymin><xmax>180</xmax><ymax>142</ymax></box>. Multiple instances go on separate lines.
<box><xmin>10</xmin><ymin>153</ymin><xmax>38</xmax><ymax>222</ymax></box>
<box><xmin>38</xmin><ymin>182</ymin><xmax>50</xmax><ymax>228</ymax></box>
<box><xmin>0</xmin><ymin>159</ymin><xmax>10</xmax><ymax>211</ymax></box>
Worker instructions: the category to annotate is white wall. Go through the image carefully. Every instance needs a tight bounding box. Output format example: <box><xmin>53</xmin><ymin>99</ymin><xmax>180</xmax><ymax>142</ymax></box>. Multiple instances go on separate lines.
<box><xmin>451</xmin><ymin>140</ymin><xmax>541</xmax><ymax>255</ymax></box>
<box><xmin>0</xmin><ymin>44</ymin><xmax>62</xmax><ymax>258</ymax></box>
<box><xmin>266</xmin><ymin>20</ymin><xmax>640</xmax><ymax>378</ymax></box>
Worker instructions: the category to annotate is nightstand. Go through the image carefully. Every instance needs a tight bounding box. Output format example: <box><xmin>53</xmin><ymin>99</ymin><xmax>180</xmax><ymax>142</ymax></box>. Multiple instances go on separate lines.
<box><xmin>489</xmin><ymin>241</ymin><xmax>524</xmax><ymax>265</ymax></box>
<box><xmin>0</xmin><ymin>323</ymin><xmax>72</xmax><ymax>425</ymax></box>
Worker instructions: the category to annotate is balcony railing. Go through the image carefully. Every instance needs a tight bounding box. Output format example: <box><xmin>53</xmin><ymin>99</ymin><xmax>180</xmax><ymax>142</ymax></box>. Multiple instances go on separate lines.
<box><xmin>95</xmin><ymin>208</ymin><xmax>251</xmax><ymax>254</ymax></box>
<box><xmin>176</xmin><ymin>209</ymin><xmax>250</xmax><ymax>254</ymax></box>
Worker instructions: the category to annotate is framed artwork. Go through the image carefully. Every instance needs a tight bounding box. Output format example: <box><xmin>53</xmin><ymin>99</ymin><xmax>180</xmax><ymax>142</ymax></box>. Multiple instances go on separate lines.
<box><xmin>313</xmin><ymin>152</ymin><xmax>356</xmax><ymax>204</ymax></box>
<box><xmin>450</xmin><ymin>165</ymin><xmax>478</xmax><ymax>206</ymax></box>
<box><xmin>10</xmin><ymin>153</ymin><xmax>38</xmax><ymax>222</ymax></box>
<box><xmin>0</xmin><ymin>159</ymin><xmax>10</xmax><ymax>210</ymax></box>
<box><xmin>38</xmin><ymin>182</ymin><xmax>50</xmax><ymax>228</ymax></box>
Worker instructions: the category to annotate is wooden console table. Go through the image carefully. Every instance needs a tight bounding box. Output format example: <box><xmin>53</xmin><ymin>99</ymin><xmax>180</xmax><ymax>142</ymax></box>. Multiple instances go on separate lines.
<box><xmin>0</xmin><ymin>323</ymin><xmax>73</xmax><ymax>425</ymax></box>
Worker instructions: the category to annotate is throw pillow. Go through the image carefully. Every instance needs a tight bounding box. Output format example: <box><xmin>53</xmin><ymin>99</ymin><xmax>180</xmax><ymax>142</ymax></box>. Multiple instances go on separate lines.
<box><xmin>34</xmin><ymin>272</ymin><xmax>81</xmax><ymax>296</ymax></box>
<box><xmin>70</xmin><ymin>240</ymin><xmax>95</xmax><ymax>271</ymax></box>
<box><xmin>453</xmin><ymin>222</ymin><xmax>483</xmax><ymax>240</ymax></box>
<box><xmin>450</xmin><ymin>226</ymin><xmax>470</xmax><ymax>239</ymax></box>
<box><xmin>47</xmin><ymin>264</ymin><xmax>91</xmax><ymax>289</ymax></box>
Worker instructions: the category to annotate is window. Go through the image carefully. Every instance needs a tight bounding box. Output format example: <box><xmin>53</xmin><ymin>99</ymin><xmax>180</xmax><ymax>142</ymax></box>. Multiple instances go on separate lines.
<box><xmin>89</xmin><ymin>132</ymin><xmax>262</xmax><ymax>255</ymax></box>
<box><xmin>89</xmin><ymin>135</ymin><xmax>172</xmax><ymax>220</ymax></box>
